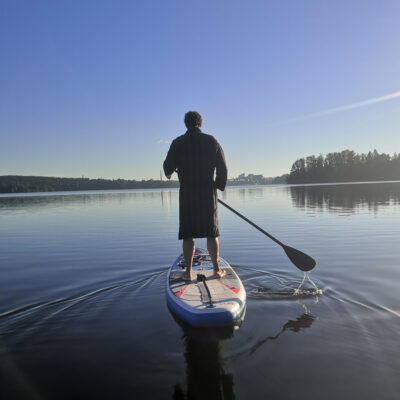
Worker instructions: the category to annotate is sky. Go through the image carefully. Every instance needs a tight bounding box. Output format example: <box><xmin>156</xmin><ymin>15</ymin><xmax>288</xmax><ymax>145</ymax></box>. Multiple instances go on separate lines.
<box><xmin>1</xmin><ymin>0</ymin><xmax>400</xmax><ymax>180</ymax></box>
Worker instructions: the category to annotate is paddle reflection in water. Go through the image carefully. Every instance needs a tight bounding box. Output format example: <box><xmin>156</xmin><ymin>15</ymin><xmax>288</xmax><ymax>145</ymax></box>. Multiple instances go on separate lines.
<box><xmin>250</xmin><ymin>308</ymin><xmax>316</xmax><ymax>355</ymax></box>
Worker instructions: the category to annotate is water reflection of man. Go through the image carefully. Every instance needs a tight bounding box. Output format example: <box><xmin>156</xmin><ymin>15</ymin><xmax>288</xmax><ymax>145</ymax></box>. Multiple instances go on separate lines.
<box><xmin>163</xmin><ymin>111</ymin><xmax>228</xmax><ymax>281</ymax></box>
<box><xmin>173</xmin><ymin>337</ymin><xmax>235</xmax><ymax>400</ymax></box>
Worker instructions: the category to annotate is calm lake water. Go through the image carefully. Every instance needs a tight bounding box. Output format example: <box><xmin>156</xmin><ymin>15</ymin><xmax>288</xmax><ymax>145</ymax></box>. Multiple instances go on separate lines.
<box><xmin>1</xmin><ymin>182</ymin><xmax>400</xmax><ymax>400</ymax></box>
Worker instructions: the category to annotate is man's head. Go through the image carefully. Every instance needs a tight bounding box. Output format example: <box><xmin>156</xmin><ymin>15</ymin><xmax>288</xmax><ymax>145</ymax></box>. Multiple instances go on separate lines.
<box><xmin>184</xmin><ymin>111</ymin><xmax>202</xmax><ymax>129</ymax></box>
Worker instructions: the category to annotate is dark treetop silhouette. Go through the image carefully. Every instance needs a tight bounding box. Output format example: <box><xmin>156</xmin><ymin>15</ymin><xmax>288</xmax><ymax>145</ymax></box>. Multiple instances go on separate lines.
<box><xmin>288</xmin><ymin>149</ymin><xmax>400</xmax><ymax>184</ymax></box>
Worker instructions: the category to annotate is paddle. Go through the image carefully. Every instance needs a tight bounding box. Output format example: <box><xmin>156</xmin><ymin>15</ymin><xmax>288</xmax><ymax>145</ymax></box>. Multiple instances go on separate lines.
<box><xmin>217</xmin><ymin>199</ymin><xmax>316</xmax><ymax>272</ymax></box>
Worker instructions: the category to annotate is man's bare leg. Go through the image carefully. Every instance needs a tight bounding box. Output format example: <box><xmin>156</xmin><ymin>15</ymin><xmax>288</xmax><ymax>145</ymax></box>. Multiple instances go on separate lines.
<box><xmin>182</xmin><ymin>238</ymin><xmax>195</xmax><ymax>281</ymax></box>
<box><xmin>207</xmin><ymin>237</ymin><xmax>224</xmax><ymax>277</ymax></box>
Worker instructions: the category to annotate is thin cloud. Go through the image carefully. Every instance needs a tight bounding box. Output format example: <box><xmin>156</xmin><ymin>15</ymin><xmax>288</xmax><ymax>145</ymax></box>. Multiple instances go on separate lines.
<box><xmin>270</xmin><ymin>90</ymin><xmax>400</xmax><ymax>126</ymax></box>
<box><xmin>157</xmin><ymin>139</ymin><xmax>171</xmax><ymax>145</ymax></box>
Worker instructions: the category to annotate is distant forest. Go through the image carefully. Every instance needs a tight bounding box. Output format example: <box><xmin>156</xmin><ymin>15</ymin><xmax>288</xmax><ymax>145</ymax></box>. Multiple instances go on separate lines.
<box><xmin>0</xmin><ymin>176</ymin><xmax>180</xmax><ymax>194</ymax></box>
<box><xmin>1</xmin><ymin>149</ymin><xmax>399</xmax><ymax>193</ymax></box>
<box><xmin>0</xmin><ymin>174</ymin><xmax>285</xmax><ymax>194</ymax></box>
<box><xmin>287</xmin><ymin>150</ymin><xmax>400</xmax><ymax>184</ymax></box>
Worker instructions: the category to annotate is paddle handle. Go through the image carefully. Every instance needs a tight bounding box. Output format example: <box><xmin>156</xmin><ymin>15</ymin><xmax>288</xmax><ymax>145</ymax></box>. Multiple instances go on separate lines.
<box><xmin>217</xmin><ymin>199</ymin><xmax>284</xmax><ymax>247</ymax></box>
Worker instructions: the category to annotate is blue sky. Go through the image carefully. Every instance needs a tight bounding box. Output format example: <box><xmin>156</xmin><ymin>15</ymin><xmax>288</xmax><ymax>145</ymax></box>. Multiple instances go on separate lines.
<box><xmin>1</xmin><ymin>0</ymin><xmax>399</xmax><ymax>179</ymax></box>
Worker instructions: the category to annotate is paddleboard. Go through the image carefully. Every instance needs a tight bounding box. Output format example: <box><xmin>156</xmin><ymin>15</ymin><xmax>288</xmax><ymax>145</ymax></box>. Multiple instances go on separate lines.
<box><xmin>166</xmin><ymin>248</ymin><xmax>246</xmax><ymax>326</ymax></box>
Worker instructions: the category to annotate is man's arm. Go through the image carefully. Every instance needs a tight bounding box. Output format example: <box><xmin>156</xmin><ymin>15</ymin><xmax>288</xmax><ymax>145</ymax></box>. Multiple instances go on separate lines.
<box><xmin>215</xmin><ymin>143</ymin><xmax>227</xmax><ymax>190</ymax></box>
<box><xmin>163</xmin><ymin>140</ymin><xmax>177</xmax><ymax>179</ymax></box>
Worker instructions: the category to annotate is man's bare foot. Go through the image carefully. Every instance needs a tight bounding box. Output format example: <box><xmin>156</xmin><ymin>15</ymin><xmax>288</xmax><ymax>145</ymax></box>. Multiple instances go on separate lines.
<box><xmin>213</xmin><ymin>268</ymin><xmax>226</xmax><ymax>278</ymax></box>
<box><xmin>182</xmin><ymin>270</ymin><xmax>194</xmax><ymax>281</ymax></box>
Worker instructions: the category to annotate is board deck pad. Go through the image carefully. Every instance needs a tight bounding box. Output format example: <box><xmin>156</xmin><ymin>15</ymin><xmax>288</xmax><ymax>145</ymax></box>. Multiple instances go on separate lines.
<box><xmin>166</xmin><ymin>248</ymin><xmax>246</xmax><ymax>326</ymax></box>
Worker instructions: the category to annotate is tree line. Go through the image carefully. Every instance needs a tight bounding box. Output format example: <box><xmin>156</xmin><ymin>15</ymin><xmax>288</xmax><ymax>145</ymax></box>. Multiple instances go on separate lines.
<box><xmin>2</xmin><ymin>150</ymin><xmax>398</xmax><ymax>193</ymax></box>
<box><xmin>0</xmin><ymin>173</ymin><xmax>287</xmax><ymax>194</ymax></box>
<box><xmin>287</xmin><ymin>150</ymin><xmax>400</xmax><ymax>184</ymax></box>
<box><xmin>0</xmin><ymin>176</ymin><xmax>180</xmax><ymax>194</ymax></box>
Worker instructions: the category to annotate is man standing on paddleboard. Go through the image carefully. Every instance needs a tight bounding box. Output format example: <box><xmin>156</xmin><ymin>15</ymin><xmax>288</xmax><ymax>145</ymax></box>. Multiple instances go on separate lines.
<box><xmin>163</xmin><ymin>111</ymin><xmax>228</xmax><ymax>281</ymax></box>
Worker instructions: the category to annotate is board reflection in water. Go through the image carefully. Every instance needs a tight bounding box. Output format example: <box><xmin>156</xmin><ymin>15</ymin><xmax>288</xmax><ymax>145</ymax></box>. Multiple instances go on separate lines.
<box><xmin>173</xmin><ymin>331</ymin><xmax>235</xmax><ymax>400</ymax></box>
<box><xmin>170</xmin><ymin>308</ymin><xmax>243</xmax><ymax>400</ymax></box>
<box><xmin>173</xmin><ymin>338</ymin><xmax>235</xmax><ymax>400</ymax></box>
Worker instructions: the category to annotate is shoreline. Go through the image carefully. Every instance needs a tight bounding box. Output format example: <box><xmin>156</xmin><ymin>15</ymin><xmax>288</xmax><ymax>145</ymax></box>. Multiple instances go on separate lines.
<box><xmin>1</xmin><ymin>179</ymin><xmax>399</xmax><ymax>198</ymax></box>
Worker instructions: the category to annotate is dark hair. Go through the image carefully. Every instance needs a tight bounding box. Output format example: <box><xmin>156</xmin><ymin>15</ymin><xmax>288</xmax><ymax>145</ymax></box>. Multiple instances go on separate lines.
<box><xmin>184</xmin><ymin>111</ymin><xmax>202</xmax><ymax>128</ymax></box>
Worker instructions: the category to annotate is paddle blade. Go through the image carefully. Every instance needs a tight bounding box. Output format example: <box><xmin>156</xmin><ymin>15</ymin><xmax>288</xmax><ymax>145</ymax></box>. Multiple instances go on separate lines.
<box><xmin>283</xmin><ymin>245</ymin><xmax>316</xmax><ymax>271</ymax></box>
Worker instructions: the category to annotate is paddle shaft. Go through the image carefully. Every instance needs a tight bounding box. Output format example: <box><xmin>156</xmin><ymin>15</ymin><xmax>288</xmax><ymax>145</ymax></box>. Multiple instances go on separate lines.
<box><xmin>217</xmin><ymin>199</ymin><xmax>284</xmax><ymax>247</ymax></box>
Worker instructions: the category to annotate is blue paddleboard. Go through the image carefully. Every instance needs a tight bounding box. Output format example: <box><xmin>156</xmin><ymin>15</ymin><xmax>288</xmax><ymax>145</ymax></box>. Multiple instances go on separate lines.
<box><xmin>166</xmin><ymin>248</ymin><xmax>246</xmax><ymax>326</ymax></box>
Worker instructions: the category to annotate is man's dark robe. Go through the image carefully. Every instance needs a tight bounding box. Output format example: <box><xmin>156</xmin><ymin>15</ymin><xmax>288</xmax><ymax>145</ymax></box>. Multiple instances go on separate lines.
<box><xmin>163</xmin><ymin>127</ymin><xmax>228</xmax><ymax>239</ymax></box>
